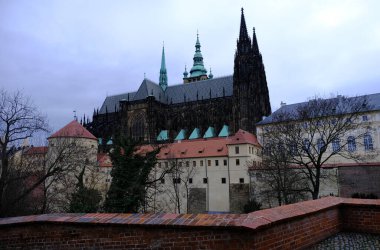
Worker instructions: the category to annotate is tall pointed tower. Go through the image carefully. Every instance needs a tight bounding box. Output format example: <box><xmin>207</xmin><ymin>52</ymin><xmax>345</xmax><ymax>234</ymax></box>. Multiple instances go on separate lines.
<box><xmin>159</xmin><ymin>45</ymin><xmax>168</xmax><ymax>91</ymax></box>
<box><xmin>183</xmin><ymin>32</ymin><xmax>208</xmax><ymax>83</ymax></box>
<box><xmin>232</xmin><ymin>8</ymin><xmax>271</xmax><ymax>134</ymax></box>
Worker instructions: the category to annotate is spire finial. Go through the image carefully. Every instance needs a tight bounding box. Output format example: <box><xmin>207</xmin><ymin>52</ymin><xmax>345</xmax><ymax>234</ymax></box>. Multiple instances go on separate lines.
<box><xmin>241</xmin><ymin>7</ymin><xmax>244</xmax><ymax>13</ymax></box>
<box><xmin>144</xmin><ymin>72</ymin><xmax>146</xmax><ymax>79</ymax></box>
<box><xmin>159</xmin><ymin>44</ymin><xmax>168</xmax><ymax>91</ymax></box>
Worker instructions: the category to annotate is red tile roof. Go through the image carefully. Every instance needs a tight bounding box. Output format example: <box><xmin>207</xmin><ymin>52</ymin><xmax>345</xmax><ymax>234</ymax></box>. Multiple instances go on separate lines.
<box><xmin>138</xmin><ymin>129</ymin><xmax>260</xmax><ymax>160</ymax></box>
<box><xmin>24</xmin><ymin>146</ymin><xmax>48</xmax><ymax>155</ymax></box>
<box><xmin>97</xmin><ymin>153</ymin><xmax>112</xmax><ymax>168</ymax></box>
<box><xmin>48</xmin><ymin>120</ymin><xmax>97</xmax><ymax>140</ymax></box>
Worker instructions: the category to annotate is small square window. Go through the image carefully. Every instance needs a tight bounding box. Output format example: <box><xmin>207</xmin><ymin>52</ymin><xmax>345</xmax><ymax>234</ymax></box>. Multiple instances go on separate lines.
<box><xmin>215</xmin><ymin>160</ymin><xmax>219</xmax><ymax>166</ymax></box>
<box><xmin>189</xmin><ymin>178</ymin><xmax>193</xmax><ymax>184</ymax></box>
<box><xmin>236</xmin><ymin>159</ymin><xmax>240</xmax><ymax>166</ymax></box>
<box><xmin>203</xmin><ymin>178</ymin><xmax>208</xmax><ymax>184</ymax></box>
<box><xmin>239</xmin><ymin>178</ymin><xmax>244</xmax><ymax>184</ymax></box>
<box><xmin>161</xmin><ymin>178</ymin><xmax>165</xmax><ymax>184</ymax></box>
<box><xmin>223</xmin><ymin>159</ymin><xmax>227</xmax><ymax>166</ymax></box>
<box><xmin>221</xmin><ymin>178</ymin><xmax>226</xmax><ymax>184</ymax></box>
<box><xmin>362</xmin><ymin>115</ymin><xmax>368</xmax><ymax>121</ymax></box>
<box><xmin>208</xmin><ymin>160</ymin><xmax>211</xmax><ymax>166</ymax></box>
<box><xmin>179</xmin><ymin>162</ymin><xmax>183</xmax><ymax>167</ymax></box>
<box><xmin>235</xmin><ymin>146</ymin><xmax>239</xmax><ymax>154</ymax></box>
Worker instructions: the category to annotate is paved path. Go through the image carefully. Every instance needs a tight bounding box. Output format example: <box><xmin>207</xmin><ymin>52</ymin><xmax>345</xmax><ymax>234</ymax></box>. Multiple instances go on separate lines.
<box><xmin>310</xmin><ymin>232</ymin><xmax>380</xmax><ymax>249</ymax></box>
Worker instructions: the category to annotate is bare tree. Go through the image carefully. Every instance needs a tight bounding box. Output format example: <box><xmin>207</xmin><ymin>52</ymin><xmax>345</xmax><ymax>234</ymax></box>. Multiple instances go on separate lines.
<box><xmin>0</xmin><ymin>89</ymin><xmax>48</xmax><ymax>216</ymax></box>
<box><xmin>259</xmin><ymin>95</ymin><xmax>372</xmax><ymax>200</ymax></box>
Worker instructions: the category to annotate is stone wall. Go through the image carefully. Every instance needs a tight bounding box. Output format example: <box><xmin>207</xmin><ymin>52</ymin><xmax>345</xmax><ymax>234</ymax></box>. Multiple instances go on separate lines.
<box><xmin>188</xmin><ymin>188</ymin><xmax>206</xmax><ymax>213</ymax></box>
<box><xmin>1</xmin><ymin>197</ymin><xmax>380</xmax><ymax>249</ymax></box>
<box><xmin>338</xmin><ymin>166</ymin><xmax>380</xmax><ymax>197</ymax></box>
<box><xmin>229</xmin><ymin>183</ymin><xmax>249</xmax><ymax>213</ymax></box>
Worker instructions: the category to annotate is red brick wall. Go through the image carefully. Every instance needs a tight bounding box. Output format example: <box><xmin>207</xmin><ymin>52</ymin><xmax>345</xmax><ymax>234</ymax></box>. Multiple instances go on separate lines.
<box><xmin>0</xmin><ymin>197</ymin><xmax>379</xmax><ymax>250</ymax></box>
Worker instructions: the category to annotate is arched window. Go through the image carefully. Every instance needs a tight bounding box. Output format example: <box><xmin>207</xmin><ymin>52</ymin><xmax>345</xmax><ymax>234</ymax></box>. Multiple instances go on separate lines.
<box><xmin>131</xmin><ymin>114</ymin><xmax>145</xmax><ymax>141</ymax></box>
<box><xmin>303</xmin><ymin>139</ymin><xmax>311</xmax><ymax>153</ymax></box>
<box><xmin>317</xmin><ymin>138</ymin><xmax>325</xmax><ymax>153</ymax></box>
<box><xmin>364</xmin><ymin>134</ymin><xmax>374</xmax><ymax>151</ymax></box>
<box><xmin>332</xmin><ymin>138</ymin><xmax>340</xmax><ymax>153</ymax></box>
<box><xmin>347</xmin><ymin>136</ymin><xmax>356</xmax><ymax>152</ymax></box>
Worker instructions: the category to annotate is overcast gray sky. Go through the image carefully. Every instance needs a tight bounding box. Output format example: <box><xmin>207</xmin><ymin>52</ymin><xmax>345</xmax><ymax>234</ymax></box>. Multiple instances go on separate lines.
<box><xmin>1</xmin><ymin>0</ymin><xmax>379</xmax><ymax>132</ymax></box>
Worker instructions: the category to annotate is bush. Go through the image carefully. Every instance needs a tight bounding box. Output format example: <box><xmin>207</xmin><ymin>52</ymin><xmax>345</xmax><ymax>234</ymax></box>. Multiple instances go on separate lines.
<box><xmin>351</xmin><ymin>193</ymin><xmax>378</xmax><ymax>199</ymax></box>
<box><xmin>243</xmin><ymin>199</ymin><xmax>262</xmax><ymax>213</ymax></box>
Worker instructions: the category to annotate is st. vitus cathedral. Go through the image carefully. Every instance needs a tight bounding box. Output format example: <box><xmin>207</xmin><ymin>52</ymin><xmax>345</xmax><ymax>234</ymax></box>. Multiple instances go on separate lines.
<box><xmin>87</xmin><ymin>9</ymin><xmax>271</xmax><ymax>144</ymax></box>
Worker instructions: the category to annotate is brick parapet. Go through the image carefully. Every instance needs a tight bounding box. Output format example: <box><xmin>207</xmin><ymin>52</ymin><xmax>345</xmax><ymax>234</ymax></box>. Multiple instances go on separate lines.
<box><xmin>1</xmin><ymin>197</ymin><xmax>380</xmax><ymax>249</ymax></box>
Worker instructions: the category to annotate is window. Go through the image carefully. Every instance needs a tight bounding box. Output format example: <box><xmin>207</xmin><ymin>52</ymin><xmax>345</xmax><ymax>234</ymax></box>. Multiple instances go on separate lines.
<box><xmin>256</xmin><ymin>173</ymin><xmax>262</xmax><ymax>180</ymax></box>
<box><xmin>289</xmin><ymin>143</ymin><xmax>297</xmax><ymax>156</ymax></box>
<box><xmin>189</xmin><ymin>178</ymin><xmax>193</xmax><ymax>184</ymax></box>
<box><xmin>317</xmin><ymin>138</ymin><xmax>325</xmax><ymax>153</ymax></box>
<box><xmin>215</xmin><ymin>160</ymin><xmax>219</xmax><ymax>166</ymax></box>
<box><xmin>249</xmin><ymin>147</ymin><xmax>251</xmax><ymax>154</ymax></box>
<box><xmin>161</xmin><ymin>178</ymin><xmax>165</xmax><ymax>184</ymax></box>
<box><xmin>165</xmin><ymin>162</ymin><xmax>168</xmax><ymax>168</ymax></box>
<box><xmin>223</xmin><ymin>159</ymin><xmax>227</xmax><ymax>166</ymax></box>
<box><xmin>364</xmin><ymin>134</ymin><xmax>374</xmax><ymax>151</ymax></box>
<box><xmin>193</xmin><ymin>161</ymin><xmax>196</xmax><ymax>167</ymax></box>
<box><xmin>332</xmin><ymin>138</ymin><xmax>340</xmax><ymax>153</ymax></box>
<box><xmin>303</xmin><ymin>139</ymin><xmax>311</xmax><ymax>153</ymax></box>
<box><xmin>179</xmin><ymin>162</ymin><xmax>183</xmax><ymax>167</ymax></box>
<box><xmin>239</xmin><ymin>178</ymin><xmax>244</xmax><ymax>184</ymax></box>
<box><xmin>186</xmin><ymin>161</ymin><xmax>189</xmax><ymax>167</ymax></box>
<box><xmin>203</xmin><ymin>178</ymin><xmax>208</xmax><ymax>184</ymax></box>
<box><xmin>362</xmin><ymin>115</ymin><xmax>368</xmax><ymax>121</ymax></box>
<box><xmin>236</xmin><ymin>159</ymin><xmax>240</xmax><ymax>166</ymax></box>
<box><xmin>235</xmin><ymin>146</ymin><xmax>239</xmax><ymax>154</ymax></box>
<box><xmin>158</xmin><ymin>162</ymin><xmax>161</xmax><ymax>167</ymax></box>
<box><xmin>347</xmin><ymin>136</ymin><xmax>356</xmax><ymax>152</ymax></box>
<box><xmin>200</xmin><ymin>160</ymin><xmax>203</xmax><ymax>166</ymax></box>
<box><xmin>208</xmin><ymin>160</ymin><xmax>211</xmax><ymax>166</ymax></box>
<box><xmin>221</xmin><ymin>178</ymin><xmax>226</xmax><ymax>184</ymax></box>
<box><xmin>173</xmin><ymin>178</ymin><xmax>181</xmax><ymax>184</ymax></box>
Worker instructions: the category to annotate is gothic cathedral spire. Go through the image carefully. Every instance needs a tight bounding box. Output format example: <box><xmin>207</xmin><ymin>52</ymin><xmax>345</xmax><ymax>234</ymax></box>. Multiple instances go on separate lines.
<box><xmin>159</xmin><ymin>44</ymin><xmax>168</xmax><ymax>91</ymax></box>
<box><xmin>233</xmin><ymin>8</ymin><xmax>271</xmax><ymax>134</ymax></box>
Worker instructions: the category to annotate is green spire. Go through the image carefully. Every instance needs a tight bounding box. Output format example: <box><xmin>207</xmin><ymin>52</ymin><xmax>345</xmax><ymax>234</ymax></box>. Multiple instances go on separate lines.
<box><xmin>189</xmin><ymin>32</ymin><xmax>207</xmax><ymax>77</ymax></box>
<box><xmin>183</xmin><ymin>65</ymin><xmax>188</xmax><ymax>78</ymax></box>
<box><xmin>159</xmin><ymin>44</ymin><xmax>168</xmax><ymax>91</ymax></box>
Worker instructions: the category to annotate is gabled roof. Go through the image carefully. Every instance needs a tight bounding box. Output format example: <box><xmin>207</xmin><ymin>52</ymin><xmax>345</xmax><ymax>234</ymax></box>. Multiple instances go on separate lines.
<box><xmin>227</xmin><ymin>129</ymin><xmax>260</xmax><ymax>146</ymax></box>
<box><xmin>257</xmin><ymin>93</ymin><xmax>380</xmax><ymax>126</ymax></box>
<box><xmin>48</xmin><ymin>120</ymin><xmax>97</xmax><ymax>140</ymax></box>
<box><xmin>97</xmin><ymin>153</ymin><xmax>112</xmax><ymax>168</ymax></box>
<box><xmin>24</xmin><ymin>146</ymin><xmax>48</xmax><ymax>155</ymax></box>
<box><xmin>98</xmin><ymin>75</ymin><xmax>233</xmax><ymax>114</ymax></box>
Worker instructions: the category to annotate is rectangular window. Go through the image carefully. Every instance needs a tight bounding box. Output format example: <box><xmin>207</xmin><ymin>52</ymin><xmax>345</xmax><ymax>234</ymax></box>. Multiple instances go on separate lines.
<box><xmin>161</xmin><ymin>178</ymin><xmax>165</xmax><ymax>184</ymax></box>
<box><xmin>173</xmin><ymin>178</ymin><xmax>181</xmax><ymax>184</ymax></box>
<box><xmin>362</xmin><ymin>115</ymin><xmax>368</xmax><ymax>121</ymax></box>
<box><xmin>203</xmin><ymin>178</ymin><xmax>208</xmax><ymax>184</ymax></box>
<box><xmin>249</xmin><ymin>147</ymin><xmax>251</xmax><ymax>154</ymax></box>
<box><xmin>200</xmin><ymin>160</ymin><xmax>203</xmax><ymax>166</ymax></box>
<box><xmin>193</xmin><ymin>161</ymin><xmax>196</xmax><ymax>167</ymax></box>
<box><xmin>235</xmin><ymin>146</ymin><xmax>239</xmax><ymax>154</ymax></box>
<box><xmin>208</xmin><ymin>160</ymin><xmax>211</xmax><ymax>166</ymax></box>
<box><xmin>179</xmin><ymin>162</ymin><xmax>182</xmax><ymax>167</ymax></box>
<box><xmin>189</xmin><ymin>178</ymin><xmax>193</xmax><ymax>184</ymax></box>
<box><xmin>221</xmin><ymin>178</ymin><xmax>226</xmax><ymax>184</ymax></box>
<box><xmin>186</xmin><ymin>161</ymin><xmax>189</xmax><ymax>167</ymax></box>
<box><xmin>239</xmin><ymin>178</ymin><xmax>244</xmax><ymax>184</ymax></box>
<box><xmin>236</xmin><ymin>159</ymin><xmax>240</xmax><ymax>166</ymax></box>
<box><xmin>223</xmin><ymin>159</ymin><xmax>227</xmax><ymax>166</ymax></box>
<box><xmin>165</xmin><ymin>162</ymin><xmax>168</xmax><ymax>168</ymax></box>
<box><xmin>215</xmin><ymin>160</ymin><xmax>219</xmax><ymax>166</ymax></box>
<box><xmin>158</xmin><ymin>162</ymin><xmax>161</xmax><ymax>167</ymax></box>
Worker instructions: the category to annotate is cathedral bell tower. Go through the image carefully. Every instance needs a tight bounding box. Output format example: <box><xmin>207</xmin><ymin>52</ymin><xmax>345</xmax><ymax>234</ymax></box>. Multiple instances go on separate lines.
<box><xmin>232</xmin><ymin>8</ymin><xmax>271</xmax><ymax>134</ymax></box>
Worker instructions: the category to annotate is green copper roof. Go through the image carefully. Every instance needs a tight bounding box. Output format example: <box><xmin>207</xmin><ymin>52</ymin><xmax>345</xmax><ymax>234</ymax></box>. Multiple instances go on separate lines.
<box><xmin>157</xmin><ymin>130</ymin><xmax>169</xmax><ymax>141</ymax></box>
<box><xmin>106</xmin><ymin>139</ymin><xmax>113</xmax><ymax>145</ymax></box>
<box><xmin>174</xmin><ymin>129</ymin><xmax>186</xmax><ymax>140</ymax></box>
<box><xmin>98</xmin><ymin>138</ymin><xmax>102</xmax><ymax>145</ymax></box>
<box><xmin>218</xmin><ymin>125</ymin><xmax>230</xmax><ymax>137</ymax></box>
<box><xmin>159</xmin><ymin>45</ymin><xmax>168</xmax><ymax>91</ymax></box>
<box><xmin>189</xmin><ymin>128</ymin><xmax>201</xmax><ymax>139</ymax></box>
<box><xmin>203</xmin><ymin>127</ymin><xmax>216</xmax><ymax>138</ymax></box>
<box><xmin>190</xmin><ymin>33</ymin><xmax>207</xmax><ymax>77</ymax></box>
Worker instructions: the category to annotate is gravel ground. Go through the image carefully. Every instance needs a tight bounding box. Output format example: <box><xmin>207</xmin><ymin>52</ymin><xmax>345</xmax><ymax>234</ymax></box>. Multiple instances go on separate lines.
<box><xmin>310</xmin><ymin>232</ymin><xmax>380</xmax><ymax>250</ymax></box>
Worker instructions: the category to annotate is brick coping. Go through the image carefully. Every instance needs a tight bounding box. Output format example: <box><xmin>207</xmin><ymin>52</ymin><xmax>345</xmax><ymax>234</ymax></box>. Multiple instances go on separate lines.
<box><xmin>1</xmin><ymin>197</ymin><xmax>379</xmax><ymax>231</ymax></box>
